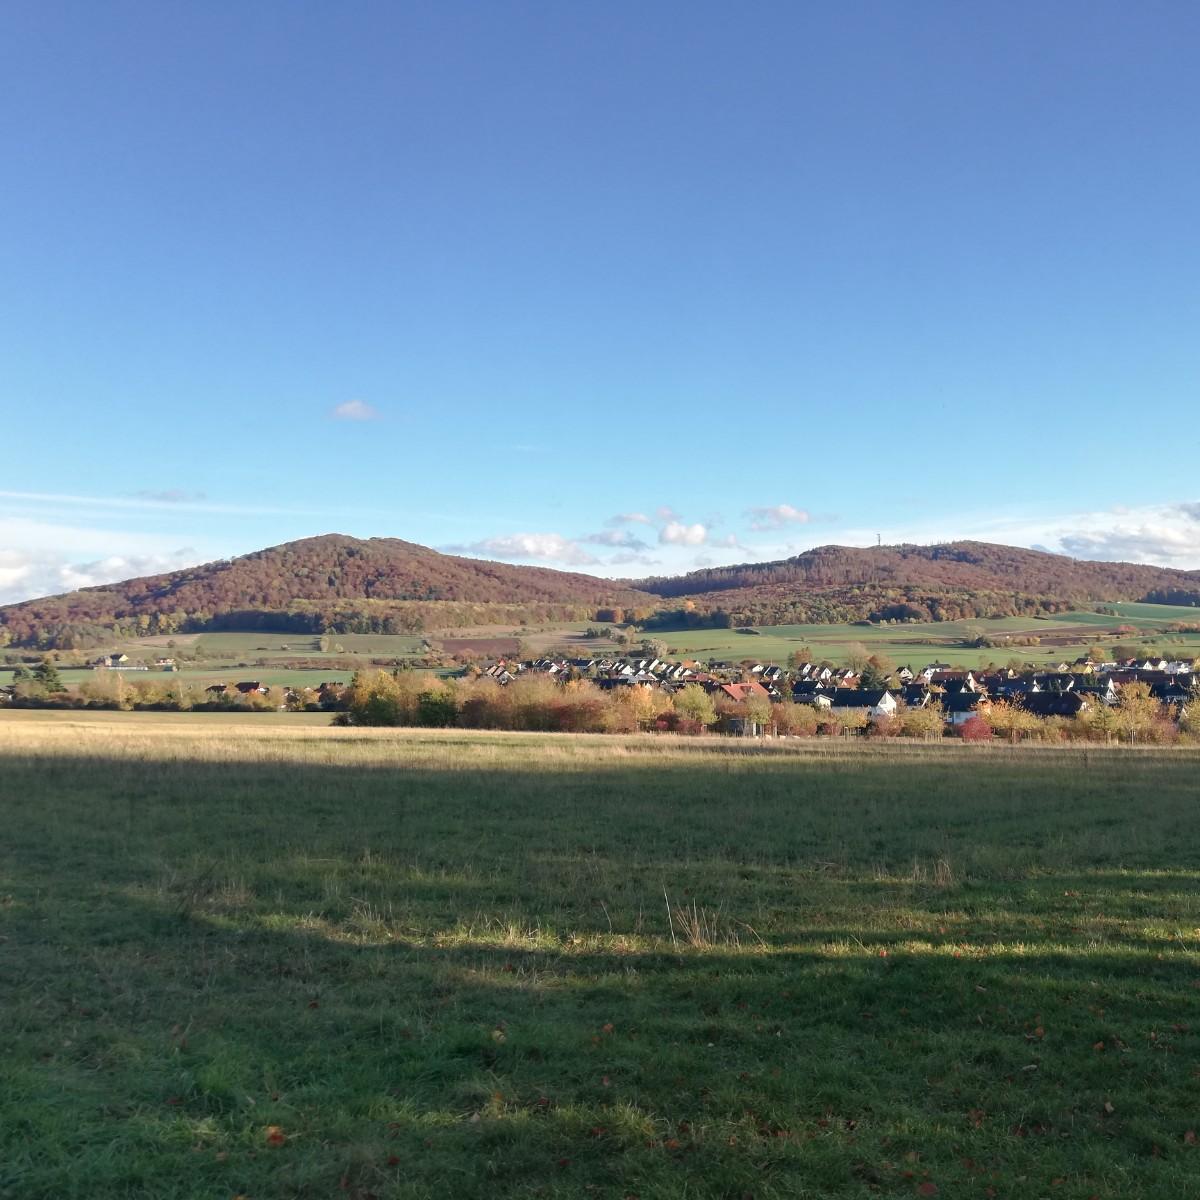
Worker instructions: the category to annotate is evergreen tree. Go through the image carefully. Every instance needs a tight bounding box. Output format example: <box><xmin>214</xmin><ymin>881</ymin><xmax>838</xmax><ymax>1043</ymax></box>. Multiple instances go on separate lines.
<box><xmin>33</xmin><ymin>659</ymin><xmax>65</xmax><ymax>692</ymax></box>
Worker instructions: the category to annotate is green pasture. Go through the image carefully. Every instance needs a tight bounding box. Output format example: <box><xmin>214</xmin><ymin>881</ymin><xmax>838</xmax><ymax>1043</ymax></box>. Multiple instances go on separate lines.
<box><xmin>192</xmin><ymin>632</ymin><xmax>428</xmax><ymax>660</ymax></box>
<box><xmin>1110</xmin><ymin>600</ymin><xmax>1200</xmax><ymax>622</ymax></box>
<box><xmin>3</xmin><ymin>713</ymin><xmax>1200</xmax><ymax>1198</ymax></box>
<box><xmin>656</xmin><ymin>610</ymin><xmax>1200</xmax><ymax>668</ymax></box>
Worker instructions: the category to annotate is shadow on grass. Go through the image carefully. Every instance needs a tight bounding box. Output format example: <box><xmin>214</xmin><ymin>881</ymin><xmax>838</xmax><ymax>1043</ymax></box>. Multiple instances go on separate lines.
<box><xmin>3</xmin><ymin>750</ymin><xmax>1200</xmax><ymax>1198</ymax></box>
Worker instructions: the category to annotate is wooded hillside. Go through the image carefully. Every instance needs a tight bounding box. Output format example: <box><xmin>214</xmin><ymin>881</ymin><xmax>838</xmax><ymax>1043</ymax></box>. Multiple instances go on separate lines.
<box><xmin>5</xmin><ymin>536</ymin><xmax>1200</xmax><ymax>650</ymax></box>
<box><xmin>637</xmin><ymin>541</ymin><xmax>1200</xmax><ymax>627</ymax></box>
<box><xmin>0</xmin><ymin>535</ymin><xmax>654</xmax><ymax>648</ymax></box>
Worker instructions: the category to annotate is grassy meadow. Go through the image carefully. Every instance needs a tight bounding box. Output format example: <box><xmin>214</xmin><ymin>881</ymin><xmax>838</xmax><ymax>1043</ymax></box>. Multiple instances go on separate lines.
<box><xmin>3</xmin><ymin>712</ymin><xmax>1200</xmax><ymax>1198</ymax></box>
<box><xmin>656</xmin><ymin>608</ymin><xmax>1200</xmax><ymax>669</ymax></box>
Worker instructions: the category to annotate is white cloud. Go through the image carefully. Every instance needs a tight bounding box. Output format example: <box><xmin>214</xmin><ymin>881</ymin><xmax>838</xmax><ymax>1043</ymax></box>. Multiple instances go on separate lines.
<box><xmin>444</xmin><ymin>532</ymin><xmax>599</xmax><ymax>567</ymax></box>
<box><xmin>659</xmin><ymin>521</ymin><xmax>709</xmax><ymax>546</ymax></box>
<box><xmin>746</xmin><ymin>503</ymin><xmax>810</xmax><ymax>531</ymax></box>
<box><xmin>331</xmin><ymin>399</ymin><xmax>380</xmax><ymax>421</ymax></box>
<box><xmin>831</xmin><ymin>500</ymin><xmax>1200</xmax><ymax>570</ymax></box>
<box><xmin>0</xmin><ymin>543</ymin><xmax>204</xmax><ymax>605</ymax></box>
<box><xmin>607</xmin><ymin>512</ymin><xmax>651</xmax><ymax>526</ymax></box>
<box><xmin>655</xmin><ymin>505</ymin><xmax>681</xmax><ymax>522</ymax></box>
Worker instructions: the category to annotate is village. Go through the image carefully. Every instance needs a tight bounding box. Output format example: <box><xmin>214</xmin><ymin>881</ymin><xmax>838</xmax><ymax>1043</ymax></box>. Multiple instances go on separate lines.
<box><xmin>4</xmin><ymin>644</ymin><xmax>1194</xmax><ymax>741</ymax></box>
<box><xmin>473</xmin><ymin>650</ymin><xmax>1197</xmax><ymax>731</ymax></box>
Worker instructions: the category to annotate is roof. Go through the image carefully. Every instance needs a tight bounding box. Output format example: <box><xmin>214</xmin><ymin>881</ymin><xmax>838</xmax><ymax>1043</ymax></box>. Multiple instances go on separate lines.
<box><xmin>830</xmin><ymin>688</ymin><xmax>892</xmax><ymax>708</ymax></box>
<box><xmin>943</xmin><ymin>692</ymin><xmax>986</xmax><ymax>713</ymax></box>
<box><xmin>1018</xmin><ymin>692</ymin><xmax>1088</xmax><ymax>716</ymax></box>
<box><xmin>792</xmin><ymin>680</ymin><xmax>829</xmax><ymax>696</ymax></box>
<box><xmin>719</xmin><ymin>681</ymin><xmax>770</xmax><ymax>702</ymax></box>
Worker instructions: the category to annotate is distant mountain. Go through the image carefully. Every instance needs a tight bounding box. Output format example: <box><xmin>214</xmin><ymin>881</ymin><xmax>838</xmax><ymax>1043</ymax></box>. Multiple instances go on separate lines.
<box><xmin>634</xmin><ymin>541</ymin><xmax>1200</xmax><ymax>627</ymax></box>
<box><xmin>0</xmin><ymin>535</ymin><xmax>653</xmax><ymax>648</ymax></box>
<box><xmin>4</xmin><ymin>535</ymin><xmax>1200</xmax><ymax>651</ymax></box>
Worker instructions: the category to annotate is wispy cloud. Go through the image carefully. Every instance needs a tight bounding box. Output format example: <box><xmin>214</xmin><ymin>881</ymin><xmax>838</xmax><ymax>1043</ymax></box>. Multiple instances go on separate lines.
<box><xmin>132</xmin><ymin>488</ymin><xmax>207</xmax><ymax>504</ymax></box>
<box><xmin>607</xmin><ymin>512</ymin><xmax>652</xmax><ymax>526</ymax></box>
<box><xmin>443</xmin><ymin>532</ymin><xmax>599</xmax><ymax>567</ymax></box>
<box><xmin>0</xmin><ymin>489</ymin><xmax>302</xmax><ymax>517</ymax></box>
<box><xmin>331</xmin><ymin>399</ymin><xmax>380</xmax><ymax>421</ymax></box>
<box><xmin>746</xmin><ymin>503</ymin><xmax>810</xmax><ymax>531</ymax></box>
<box><xmin>582</xmin><ymin>529</ymin><xmax>650</xmax><ymax>550</ymax></box>
<box><xmin>655</xmin><ymin>505</ymin><xmax>681</xmax><ymax>523</ymax></box>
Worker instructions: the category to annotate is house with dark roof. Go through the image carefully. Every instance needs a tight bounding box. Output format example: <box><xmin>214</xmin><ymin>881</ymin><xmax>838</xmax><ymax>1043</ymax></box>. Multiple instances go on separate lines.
<box><xmin>941</xmin><ymin>692</ymin><xmax>990</xmax><ymax>726</ymax></box>
<box><xmin>829</xmin><ymin>689</ymin><xmax>898</xmax><ymax>719</ymax></box>
<box><xmin>1017</xmin><ymin>692</ymin><xmax>1090</xmax><ymax>718</ymax></box>
<box><xmin>1076</xmin><ymin>678</ymin><xmax>1119</xmax><ymax>706</ymax></box>
<box><xmin>1150</xmin><ymin>681</ymin><xmax>1193</xmax><ymax>710</ymax></box>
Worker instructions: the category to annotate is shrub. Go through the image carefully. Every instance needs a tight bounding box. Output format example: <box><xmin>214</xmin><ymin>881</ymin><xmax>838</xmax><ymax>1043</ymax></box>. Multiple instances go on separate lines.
<box><xmin>958</xmin><ymin>715</ymin><xmax>992</xmax><ymax>742</ymax></box>
<box><xmin>772</xmin><ymin>701</ymin><xmax>818</xmax><ymax>737</ymax></box>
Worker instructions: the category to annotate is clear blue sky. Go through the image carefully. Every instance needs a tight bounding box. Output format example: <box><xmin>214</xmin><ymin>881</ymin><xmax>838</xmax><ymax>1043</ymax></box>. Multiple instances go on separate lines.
<box><xmin>3</xmin><ymin>1</ymin><xmax>1200</xmax><ymax>602</ymax></box>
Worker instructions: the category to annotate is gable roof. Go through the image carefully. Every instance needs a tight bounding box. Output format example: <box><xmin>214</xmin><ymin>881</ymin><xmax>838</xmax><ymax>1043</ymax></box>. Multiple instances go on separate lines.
<box><xmin>1018</xmin><ymin>692</ymin><xmax>1088</xmax><ymax>716</ymax></box>
<box><xmin>829</xmin><ymin>688</ymin><xmax>892</xmax><ymax>708</ymax></box>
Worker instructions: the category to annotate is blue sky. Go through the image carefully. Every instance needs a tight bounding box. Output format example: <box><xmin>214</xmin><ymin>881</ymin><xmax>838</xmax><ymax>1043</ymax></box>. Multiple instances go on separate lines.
<box><xmin>3</xmin><ymin>1</ymin><xmax>1200</xmax><ymax>602</ymax></box>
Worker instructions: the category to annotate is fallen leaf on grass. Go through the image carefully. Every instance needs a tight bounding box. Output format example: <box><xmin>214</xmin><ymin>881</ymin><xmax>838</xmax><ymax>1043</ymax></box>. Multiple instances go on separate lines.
<box><xmin>917</xmin><ymin>1182</ymin><xmax>939</xmax><ymax>1196</ymax></box>
<box><xmin>264</xmin><ymin>1126</ymin><xmax>287</xmax><ymax>1147</ymax></box>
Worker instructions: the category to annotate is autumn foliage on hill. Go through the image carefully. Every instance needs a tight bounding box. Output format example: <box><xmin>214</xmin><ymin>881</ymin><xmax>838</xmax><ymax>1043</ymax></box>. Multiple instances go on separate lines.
<box><xmin>636</xmin><ymin>541</ymin><xmax>1200</xmax><ymax>627</ymax></box>
<box><xmin>6</xmin><ymin>534</ymin><xmax>1200</xmax><ymax>650</ymax></box>
<box><xmin>0</xmin><ymin>535</ymin><xmax>653</xmax><ymax>648</ymax></box>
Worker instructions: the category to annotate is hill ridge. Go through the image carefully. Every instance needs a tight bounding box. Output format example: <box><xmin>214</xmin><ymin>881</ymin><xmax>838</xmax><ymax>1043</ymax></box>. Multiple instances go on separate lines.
<box><xmin>3</xmin><ymin>534</ymin><xmax>1200</xmax><ymax>649</ymax></box>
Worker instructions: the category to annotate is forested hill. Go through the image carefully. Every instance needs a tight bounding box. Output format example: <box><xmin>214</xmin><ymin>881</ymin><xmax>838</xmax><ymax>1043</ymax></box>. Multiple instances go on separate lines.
<box><xmin>635</xmin><ymin>541</ymin><xmax>1200</xmax><ymax>626</ymax></box>
<box><xmin>6</xmin><ymin>535</ymin><xmax>1200</xmax><ymax>650</ymax></box>
<box><xmin>0</xmin><ymin>535</ymin><xmax>653</xmax><ymax>648</ymax></box>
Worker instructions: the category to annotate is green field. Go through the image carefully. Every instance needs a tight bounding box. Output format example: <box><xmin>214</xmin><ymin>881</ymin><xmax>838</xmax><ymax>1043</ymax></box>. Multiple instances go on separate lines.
<box><xmin>656</xmin><ymin>610</ymin><xmax>1200</xmax><ymax>669</ymax></box>
<box><xmin>3</xmin><ymin>711</ymin><xmax>1200</xmax><ymax>1198</ymax></box>
<box><xmin>191</xmin><ymin>632</ymin><xmax>429</xmax><ymax>659</ymax></box>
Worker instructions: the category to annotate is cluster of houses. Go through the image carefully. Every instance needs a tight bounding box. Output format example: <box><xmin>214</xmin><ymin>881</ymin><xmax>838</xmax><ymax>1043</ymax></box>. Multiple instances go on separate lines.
<box><xmin>73</xmin><ymin>647</ymin><xmax>1198</xmax><ymax>727</ymax></box>
<box><xmin>483</xmin><ymin>652</ymin><xmax>1197</xmax><ymax>726</ymax></box>
<box><xmin>202</xmin><ymin>680</ymin><xmax>346</xmax><ymax>707</ymax></box>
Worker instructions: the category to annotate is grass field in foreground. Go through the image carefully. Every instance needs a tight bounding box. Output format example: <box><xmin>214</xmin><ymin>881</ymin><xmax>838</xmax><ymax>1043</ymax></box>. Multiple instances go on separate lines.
<box><xmin>3</xmin><ymin>713</ymin><xmax>1200</xmax><ymax>1199</ymax></box>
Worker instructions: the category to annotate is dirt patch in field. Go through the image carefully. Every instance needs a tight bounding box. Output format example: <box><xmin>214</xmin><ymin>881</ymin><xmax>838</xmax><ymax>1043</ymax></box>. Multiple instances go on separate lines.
<box><xmin>437</xmin><ymin>637</ymin><xmax>522</xmax><ymax>657</ymax></box>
